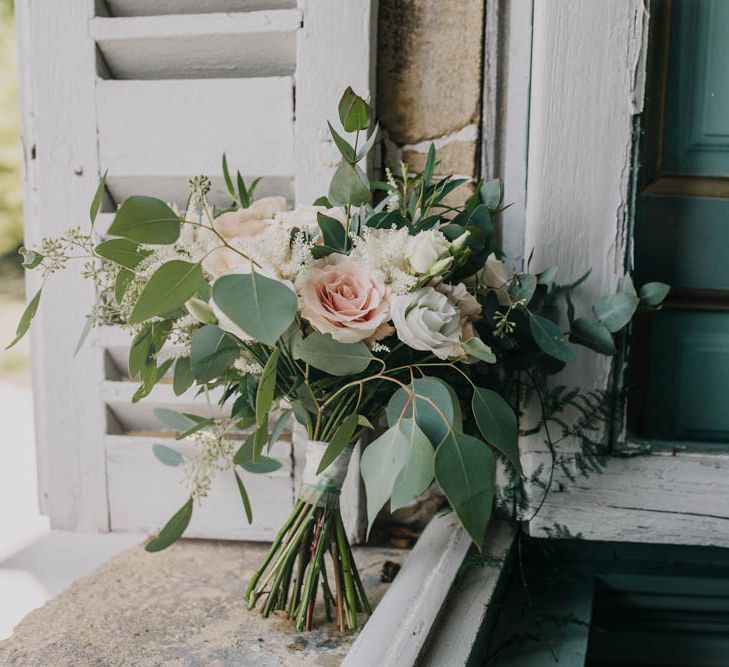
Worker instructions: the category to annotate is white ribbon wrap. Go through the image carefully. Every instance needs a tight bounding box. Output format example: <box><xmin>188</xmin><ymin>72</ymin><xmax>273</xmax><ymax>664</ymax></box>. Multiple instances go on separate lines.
<box><xmin>298</xmin><ymin>440</ymin><xmax>353</xmax><ymax>508</ymax></box>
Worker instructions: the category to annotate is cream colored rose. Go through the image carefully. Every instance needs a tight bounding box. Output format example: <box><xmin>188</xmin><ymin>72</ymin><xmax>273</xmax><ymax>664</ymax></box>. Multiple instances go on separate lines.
<box><xmin>478</xmin><ymin>253</ymin><xmax>511</xmax><ymax>305</ymax></box>
<box><xmin>405</xmin><ymin>230</ymin><xmax>452</xmax><ymax>275</ymax></box>
<box><xmin>202</xmin><ymin>196</ymin><xmax>288</xmax><ymax>278</ymax></box>
<box><xmin>391</xmin><ymin>286</ymin><xmax>462</xmax><ymax>359</ymax></box>
<box><xmin>299</xmin><ymin>255</ymin><xmax>391</xmax><ymax>344</ymax></box>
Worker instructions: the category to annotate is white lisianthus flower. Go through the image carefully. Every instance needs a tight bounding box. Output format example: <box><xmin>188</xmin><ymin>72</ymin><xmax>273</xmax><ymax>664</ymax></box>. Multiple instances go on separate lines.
<box><xmin>391</xmin><ymin>286</ymin><xmax>463</xmax><ymax>359</ymax></box>
<box><xmin>405</xmin><ymin>230</ymin><xmax>451</xmax><ymax>275</ymax></box>
<box><xmin>478</xmin><ymin>253</ymin><xmax>511</xmax><ymax>305</ymax></box>
<box><xmin>435</xmin><ymin>282</ymin><xmax>482</xmax><ymax>342</ymax></box>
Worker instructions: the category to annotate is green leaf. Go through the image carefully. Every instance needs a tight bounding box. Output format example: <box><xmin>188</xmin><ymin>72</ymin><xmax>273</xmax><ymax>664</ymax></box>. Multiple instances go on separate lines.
<box><xmin>252</xmin><ymin>422</ymin><xmax>268</xmax><ymax>461</ymax></box>
<box><xmin>114</xmin><ymin>267</ymin><xmax>134</xmax><ymax>304</ymax></box>
<box><xmin>328</xmin><ymin>162</ymin><xmax>371</xmax><ymax>207</ymax></box>
<box><xmin>240</xmin><ymin>455</ymin><xmax>282</xmax><ymax>474</ymax></box>
<box><xmin>338</xmin><ymin>86</ymin><xmax>370</xmax><ymax>132</ymax></box>
<box><xmin>435</xmin><ymin>432</ymin><xmax>495</xmax><ymax>548</ymax></box>
<box><xmin>212</xmin><ymin>271</ymin><xmax>297</xmax><ymax>346</ymax></box>
<box><xmin>569</xmin><ymin>317</ymin><xmax>616</xmax><ymax>355</ymax></box>
<box><xmin>355</xmin><ymin>123</ymin><xmax>379</xmax><ymax>162</ymax></box>
<box><xmin>237</xmin><ymin>171</ymin><xmax>249</xmax><ymax>208</ymax></box>
<box><xmin>639</xmin><ymin>282</ymin><xmax>670</xmax><ymax>307</ymax></box>
<box><xmin>618</xmin><ymin>274</ymin><xmax>637</xmax><ymax>296</ymax></box>
<box><xmin>108</xmin><ymin>196</ymin><xmax>180</xmax><ymax>244</ymax></box>
<box><xmin>360</xmin><ymin>425</ymin><xmax>410</xmax><ymax>536</ymax></box>
<box><xmin>529</xmin><ymin>314</ymin><xmax>576</xmax><ymax>363</ymax></box>
<box><xmin>422</xmin><ymin>144</ymin><xmax>436</xmax><ymax>185</ymax></box>
<box><xmin>537</xmin><ymin>265</ymin><xmax>558</xmax><ymax>285</ymax></box>
<box><xmin>479</xmin><ymin>178</ymin><xmax>503</xmax><ymax>209</ymax></box>
<box><xmin>385</xmin><ymin>377</ymin><xmax>455</xmax><ymax>447</ymax></box>
<box><xmin>472</xmin><ymin>388</ymin><xmax>521</xmax><ymax>474</ymax></box>
<box><xmin>154</xmin><ymin>407</ymin><xmax>196</xmax><ymax>431</ymax></box>
<box><xmin>73</xmin><ymin>315</ymin><xmax>93</xmax><ymax>357</ymax></box>
<box><xmin>152</xmin><ymin>444</ymin><xmax>183</xmax><ymax>467</ymax></box>
<box><xmin>317</xmin><ymin>213</ymin><xmax>347</xmax><ymax>251</ymax></box>
<box><xmin>145</xmin><ymin>497</ymin><xmax>193</xmax><ymax>552</ymax></box>
<box><xmin>391</xmin><ymin>419</ymin><xmax>435</xmax><ymax>510</ymax></box>
<box><xmin>172</xmin><ymin>356</ymin><xmax>194</xmax><ymax>395</ymax></box>
<box><xmin>317</xmin><ymin>413</ymin><xmax>359</xmax><ymax>475</ymax></box>
<box><xmin>89</xmin><ymin>170</ymin><xmax>107</xmax><ymax>226</ymax></box>
<box><xmin>129</xmin><ymin>261</ymin><xmax>203</xmax><ymax>324</ymax></box>
<box><xmin>185</xmin><ymin>297</ymin><xmax>216</xmax><ymax>325</ymax></box>
<box><xmin>509</xmin><ymin>273</ymin><xmax>537</xmax><ymax>303</ymax></box>
<box><xmin>328</xmin><ymin>121</ymin><xmax>356</xmax><ymax>162</ymax></box>
<box><xmin>234</xmin><ymin>470</ymin><xmax>253</xmax><ymax>524</ymax></box>
<box><xmin>175</xmin><ymin>417</ymin><xmax>215</xmax><ymax>441</ymax></box>
<box><xmin>462</xmin><ymin>337</ymin><xmax>496</xmax><ymax>363</ymax></box>
<box><xmin>19</xmin><ymin>248</ymin><xmax>43</xmax><ymax>269</ymax></box>
<box><xmin>256</xmin><ymin>348</ymin><xmax>280</xmax><ymax>428</ymax></box>
<box><xmin>95</xmin><ymin>238</ymin><xmax>151</xmax><ymax>269</ymax></box>
<box><xmin>222</xmin><ymin>153</ymin><xmax>236</xmax><ymax>200</ymax></box>
<box><xmin>189</xmin><ymin>325</ymin><xmax>239</xmax><ymax>383</ymax></box>
<box><xmin>593</xmin><ymin>292</ymin><xmax>639</xmax><ymax>333</ymax></box>
<box><xmin>268</xmin><ymin>409</ymin><xmax>291</xmax><ymax>452</ymax></box>
<box><xmin>293</xmin><ymin>331</ymin><xmax>374</xmax><ymax>376</ymax></box>
<box><xmin>6</xmin><ymin>288</ymin><xmax>41</xmax><ymax>350</ymax></box>
<box><xmin>233</xmin><ymin>429</ymin><xmax>279</xmax><ymax>471</ymax></box>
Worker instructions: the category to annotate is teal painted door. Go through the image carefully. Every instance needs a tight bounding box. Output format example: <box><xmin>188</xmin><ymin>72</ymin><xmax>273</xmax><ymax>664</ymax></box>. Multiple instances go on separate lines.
<box><xmin>634</xmin><ymin>0</ymin><xmax>729</xmax><ymax>446</ymax></box>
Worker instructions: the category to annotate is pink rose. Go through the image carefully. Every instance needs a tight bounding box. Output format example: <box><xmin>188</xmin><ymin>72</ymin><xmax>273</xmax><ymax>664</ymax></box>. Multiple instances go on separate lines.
<box><xmin>300</xmin><ymin>255</ymin><xmax>391</xmax><ymax>344</ymax></box>
<box><xmin>202</xmin><ymin>196</ymin><xmax>288</xmax><ymax>278</ymax></box>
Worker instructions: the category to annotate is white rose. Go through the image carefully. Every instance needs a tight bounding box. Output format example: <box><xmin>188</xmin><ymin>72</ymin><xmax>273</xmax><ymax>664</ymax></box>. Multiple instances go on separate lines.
<box><xmin>391</xmin><ymin>286</ymin><xmax>463</xmax><ymax>359</ymax></box>
<box><xmin>405</xmin><ymin>230</ymin><xmax>451</xmax><ymax>275</ymax></box>
<box><xmin>478</xmin><ymin>253</ymin><xmax>511</xmax><ymax>305</ymax></box>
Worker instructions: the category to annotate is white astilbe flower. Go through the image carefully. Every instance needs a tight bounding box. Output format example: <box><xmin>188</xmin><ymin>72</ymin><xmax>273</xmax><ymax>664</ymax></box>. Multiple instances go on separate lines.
<box><xmin>234</xmin><ymin>357</ymin><xmax>263</xmax><ymax>376</ymax></box>
<box><xmin>185</xmin><ymin>424</ymin><xmax>236</xmax><ymax>500</ymax></box>
<box><xmin>170</xmin><ymin>315</ymin><xmax>199</xmax><ymax>350</ymax></box>
<box><xmin>349</xmin><ymin>227</ymin><xmax>416</xmax><ymax>295</ymax></box>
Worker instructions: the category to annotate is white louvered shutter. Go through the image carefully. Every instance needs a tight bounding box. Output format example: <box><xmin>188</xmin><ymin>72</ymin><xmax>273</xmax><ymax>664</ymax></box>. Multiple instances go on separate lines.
<box><xmin>17</xmin><ymin>0</ymin><xmax>375</xmax><ymax>539</ymax></box>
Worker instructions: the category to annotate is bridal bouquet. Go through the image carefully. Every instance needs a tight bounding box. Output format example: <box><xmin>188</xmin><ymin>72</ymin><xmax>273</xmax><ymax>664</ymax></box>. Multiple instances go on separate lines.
<box><xmin>11</xmin><ymin>88</ymin><xmax>668</xmax><ymax>631</ymax></box>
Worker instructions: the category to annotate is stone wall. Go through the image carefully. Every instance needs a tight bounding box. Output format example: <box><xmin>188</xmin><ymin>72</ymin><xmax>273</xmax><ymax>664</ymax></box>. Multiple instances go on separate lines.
<box><xmin>377</xmin><ymin>0</ymin><xmax>485</xmax><ymax>186</ymax></box>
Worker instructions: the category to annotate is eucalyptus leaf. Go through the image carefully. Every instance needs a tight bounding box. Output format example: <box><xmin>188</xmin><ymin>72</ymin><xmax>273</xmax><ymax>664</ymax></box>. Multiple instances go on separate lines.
<box><xmin>435</xmin><ymin>432</ymin><xmax>495</xmax><ymax>548</ymax></box>
<box><xmin>95</xmin><ymin>238</ymin><xmax>151</xmax><ymax>269</ymax></box>
<box><xmin>73</xmin><ymin>315</ymin><xmax>93</xmax><ymax>358</ymax></box>
<box><xmin>328</xmin><ymin>163</ymin><xmax>371</xmax><ymax>207</ymax></box>
<box><xmin>385</xmin><ymin>377</ymin><xmax>455</xmax><ymax>447</ymax></box>
<box><xmin>317</xmin><ymin>213</ymin><xmax>347</xmax><ymax>251</ymax></box>
<box><xmin>108</xmin><ymin>196</ymin><xmax>180</xmax><ymax>244</ymax></box>
<box><xmin>593</xmin><ymin>292</ymin><xmax>639</xmax><ymax>333</ymax></box>
<box><xmin>338</xmin><ymin>86</ymin><xmax>370</xmax><ymax>132</ymax></box>
<box><xmin>114</xmin><ymin>267</ymin><xmax>134</xmax><ymax>304</ymax></box>
<box><xmin>189</xmin><ymin>325</ymin><xmax>239</xmax><ymax>383</ymax></box>
<box><xmin>6</xmin><ymin>288</ymin><xmax>41</xmax><ymax>350</ymax></box>
<box><xmin>268</xmin><ymin>409</ymin><xmax>291</xmax><ymax>452</ymax></box>
<box><xmin>89</xmin><ymin>170</ymin><xmax>107</xmax><ymax>226</ymax></box>
<box><xmin>256</xmin><ymin>348</ymin><xmax>280</xmax><ymax>428</ymax></box>
<box><xmin>327</xmin><ymin>121</ymin><xmax>356</xmax><ymax>163</ymax></box>
<box><xmin>462</xmin><ymin>337</ymin><xmax>496</xmax><ymax>363</ymax></box>
<box><xmin>360</xmin><ymin>425</ymin><xmax>410</xmax><ymax>536</ymax></box>
<box><xmin>172</xmin><ymin>356</ymin><xmax>194</xmax><ymax>396</ymax></box>
<box><xmin>618</xmin><ymin>274</ymin><xmax>637</xmax><ymax>296</ymax></box>
<box><xmin>145</xmin><ymin>497</ymin><xmax>193</xmax><ymax>552</ymax></box>
<box><xmin>293</xmin><ymin>331</ymin><xmax>374</xmax><ymax>376</ymax></box>
<box><xmin>355</xmin><ymin>123</ymin><xmax>379</xmax><ymax>162</ymax></box>
<box><xmin>480</xmin><ymin>178</ymin><xmax>503</xmax><ymax>209</ymax></box>
<box><xmin>569</xmin><ymin>317</ymin><xmax>616</xmax><ymax>355</ymax></box>
<box><xmin>152</xmin><ymin>444</ymin><xmax>184</xmax><ymax>467</ymax></box>
<box><xmin>529</xmin><ymin>314</ymin><xmax>576</xmax><ymax>363</ymax></box>
<box><xmin>390</xmin><ymin>419</ymin><xmax>435</xmax><ymax>511</ymax></box>
<box><xmin>537</xmin><ymin>265</ymin><xmax>558</xmax><ymax>285</ymax></box>
<box><xmin>639</xmin><ymin>282</ymin><xmax>670</xmax><ymax>307</ymax></box>
<box><xmin>317</xmin><ymin>413</ymin><xmax>359</xmax><ymax>475</ymax></box>
<box><xmin>154</xmin><ymin>407</ymin><xmax>195</xmax><ymax>431</ymax></box>
<box><xmin>472</xmin><ymin>388</ymin><xmax>521</xmax><ymax>474</ymax></box>
<box><xmin>175</xmin><ymin>417</ymin><xmax>215</xmax><ymax>441</ymax></box>
<box><xmin>129</xmin><ymin>261</ymin><xmax>203</xmax><ymax>324</ymax></box>
<box><xmin>509</xmin><ymin>274</ymin><xmax>537</xmax><ymax>303</ymax></box>
<box><xmin>234</xmin><ymin>470</ymin><xmax>253</xmax><ymax>523</ymax></box>
<box><xmin>222</xmin><ymin>153</ymin><xmax>236</xmax><ymax>200</ymax></box>
<box><xmin>212</xmin><ymin>272</ymin><xmax>297</xmax><ymax>346</ymax></box>
<box><xmin>239</xmin><ymin>455</ymin><xmax>282</xmax><ymax>474</ymax></box>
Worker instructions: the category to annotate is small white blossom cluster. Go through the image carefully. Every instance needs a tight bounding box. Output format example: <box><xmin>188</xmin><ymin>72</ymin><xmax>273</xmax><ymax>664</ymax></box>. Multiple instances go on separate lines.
<box><xmin>350</xmin><ymin>226</ymin><xmax>415</xmax><ymax>295</ymax></box>
<box><xmin>234</xmin><ymin>356</ymin><xmax>263</xmax><ymax>376</ymax></box>
<box><xmin>185</xmin><ymin>424</ymin><xmax>236</xmax><ymax>500</ymax></box>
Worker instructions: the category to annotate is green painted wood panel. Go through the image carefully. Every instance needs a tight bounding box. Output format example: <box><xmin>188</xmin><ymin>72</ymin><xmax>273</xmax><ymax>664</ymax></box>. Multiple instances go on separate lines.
<box><xmin>663</xmin><ymin>0</ymin><xmax>729</xmax><ymax>176</ymax></box>
<box><xmin>644</xmin><ymin>311</ymin><xmax>729</xmax><ymax>443</ymax></box>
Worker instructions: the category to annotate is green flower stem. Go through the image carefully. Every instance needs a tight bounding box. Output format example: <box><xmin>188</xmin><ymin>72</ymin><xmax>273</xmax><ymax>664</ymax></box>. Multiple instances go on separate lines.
<box><xmin>335</xmin><ymin>511</ymin><xmax>358</xmax><ymax>630</ymax></box>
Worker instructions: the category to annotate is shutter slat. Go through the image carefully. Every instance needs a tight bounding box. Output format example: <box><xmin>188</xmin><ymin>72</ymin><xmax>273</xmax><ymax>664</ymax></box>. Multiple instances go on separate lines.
<box><xmin>105</xmin><ymin>0</ymin><xmax>296</xmax><ymax>18</ymax></box>
<box><xmin>97</xmin><ymin>78</ymin><xmax>294</xmax><ymax>206</ymax></box>
<box><xmin>91</xmin><ymin>10</ymin><xmax>301</xmax><ymax>79</ymax></box>
<box><xmin>106</xmin><ymin>435</ymin><xmax>296</xmax><ymax>539</ymax></box>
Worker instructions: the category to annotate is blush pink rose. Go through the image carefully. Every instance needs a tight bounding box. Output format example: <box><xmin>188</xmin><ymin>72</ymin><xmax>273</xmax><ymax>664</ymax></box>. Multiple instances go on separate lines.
<box><xmin>202</xmin><ymin>196</ymin><xmax>288</xmax><ymax>278</ymax></box>
<box><xmin>300</xmin><ymin>255</ymin><xmax>391</xmax><ymax>344</ymax></box>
